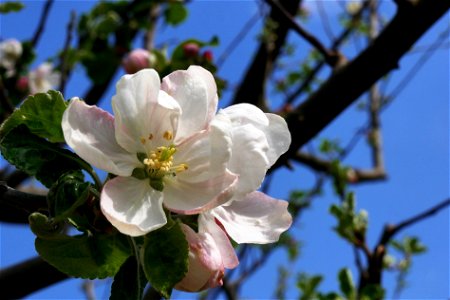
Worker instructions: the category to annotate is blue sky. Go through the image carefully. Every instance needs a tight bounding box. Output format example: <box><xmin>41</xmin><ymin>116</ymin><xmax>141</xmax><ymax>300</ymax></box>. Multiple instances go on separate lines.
<box><xmin>1</xmin><ymin>1</ymin><xmax>448</xmax><ymax>299</ymax></box>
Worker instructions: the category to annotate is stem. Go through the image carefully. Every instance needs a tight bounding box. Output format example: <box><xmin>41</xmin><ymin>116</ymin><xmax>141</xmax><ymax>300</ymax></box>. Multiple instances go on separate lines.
<box><xmin>130</xmin><ymin>237</ymin><xmax>143</xmax><ymax>300</ymax></box>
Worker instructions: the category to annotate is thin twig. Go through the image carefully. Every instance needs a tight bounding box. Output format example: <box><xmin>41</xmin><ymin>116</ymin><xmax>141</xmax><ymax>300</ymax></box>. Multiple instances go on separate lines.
<box><xmin>31</xmin><ymin>0</ymin><xmax>55</xmax><ymax>47</ymax></box>
<box><xmin>59</xmin><ymin>10</ymin><xmax>77</xmax><ymax>95</ymax></box>
<box><xmin>316</xmin><ymin>1</ymin><xmax>335</xmax><ymax>41</ymax></box>
<box><xmin>264</xmin><ymin>0</ymin><xmax>342</xmax><ymax>67</ymax></box>
<box><xmin>217</xmin><ymin>11</ymin><xmax>262</xmax><ymax>68</ymax></box>
<box><xmin>379</xmin><ymin>198</ymin><xmax>450</xmax><ymax>246</ymax></box>
<box><xmin>144</xmin><ymin>4</ymin><xmax>160</xmax><ymax>51</ymax></box>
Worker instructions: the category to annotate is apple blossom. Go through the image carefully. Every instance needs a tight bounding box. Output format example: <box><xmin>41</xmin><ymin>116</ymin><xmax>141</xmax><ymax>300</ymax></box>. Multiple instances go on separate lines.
<box><xmin>0</xmin><ymin>38</ymin><xmax>22</xmax><ymax>77</ymax></box>
<box><xmin>122</xmin><ymin>49</ymin><xmax>155</xmax><ymax>74</ymax></box>
<box><xmin>175</xmin><ymin>221</ymin><xmax>238</xmax><ymax>292</ymax></box>
<box><xmin>28</xmin><ymin>62</ymin><xmax>61</xmax><ymax>94</ymax></box>
<box><xmin>62</xmin><ymin>66</ymin><xmax>239</xmax><ymax>236</ymax></box>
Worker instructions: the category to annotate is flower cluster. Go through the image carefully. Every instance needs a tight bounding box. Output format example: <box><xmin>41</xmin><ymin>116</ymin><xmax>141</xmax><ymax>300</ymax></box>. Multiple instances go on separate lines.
<box><xmin>0</xmin><ymin>39</ymin><xmax>22</xmax><ymax>77</ymax></box>
<box><xmin>62</xmin><ymin>66</ymin><xmax>292</xmax><ymax>292</ymax></box>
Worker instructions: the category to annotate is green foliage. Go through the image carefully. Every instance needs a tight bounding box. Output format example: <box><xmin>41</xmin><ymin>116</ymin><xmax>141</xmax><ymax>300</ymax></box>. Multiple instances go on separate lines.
<box><xmin>34</xmin><ymin>224</ymin><xmax>131</xmax><ymax>279</ymax></box>
<box><xmin>163</xmin><ymin>2</ymin><xmax>188</xmax><ymax>26</ymax></box>
<box><xmin>297</xmin><ymin>273</ymin><xmax>324</xmax><ymax>300</ymax></box>
<box><xmin>338</xmin><ymin>268</ymin><xmax>356</xmax><ymax>300</ymax></box>
<box><xmin>330</xmin><ymin>160</ymin><xmax>350</xmax><ymax>197</ymax></box>
<box><xmin>47</xmin><ymin>171</ymin><xmax>90</xmax><ymax>222</ymax></box>
<box><xmin>391</xmin><ymin>236</ymin><xmax>427</xmax><ymax>256</ymax></box>
<box><xmin>0</xmin><ymin>125</ymin><xmax>83</xmax><ymax>188</ymax></box>
<box><xmin>110</xmin><ymin>256</ymin><xmax>148</xmax><ymax>300</ymax></box>
<box><xmin>0</xmin><ymin>90</ymin><xmax>67</xmax><ymax>143</ymax></box>
<box><xmin>169</xmin><ymin>37</ymin><xmax>219</xmax><ymax>72</ymax></box>
<box><xmin>0</xmin><ymin>1</ymin><xmax>24</xmax><ymax>13</ymax></box>
<box><xmin>359</xmin><ymin>284</ymin><xmax>385</xmax><ymax>300</ymax></box>
<box><xmin>278</xmin><ymin>233</ymin><xmax>300</xmax><ymax>261</ymax></box>
<box><xmin>319</xmin><ymin>138</ymin><xmax>343</xmax><ymax>157</ymax></box>
<box><xmin>330</xmin><ymin>192</ymin><xmax>368</xmax><ymax>245</ymax></box>
<box><xmin>141</xmin><ymin>221</ymin><xmax>189</xmax><ymax>299</ymax></box>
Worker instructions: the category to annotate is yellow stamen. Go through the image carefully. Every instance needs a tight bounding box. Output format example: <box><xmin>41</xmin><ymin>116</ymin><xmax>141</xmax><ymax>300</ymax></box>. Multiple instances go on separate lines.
<box><xmin>140</xmin><ymin>137</ymin><xmax>146</xmax><ymax>145</ymax></box>
<box><xmin>163</xmin><ymin>130</ymin><xmax>173</xmax><ymax>141</ymax></box>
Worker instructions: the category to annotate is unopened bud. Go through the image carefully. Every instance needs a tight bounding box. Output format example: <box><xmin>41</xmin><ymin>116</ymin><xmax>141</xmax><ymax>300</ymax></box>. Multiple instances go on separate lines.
<box><xmin>183</xmin><ymin>43</ymin><xmax>200</xmax><ymax>58</ymax></box>
<box><xmin>16</xmin><ymin>76</ymin><xmax>29</xmax><ymax>92</ymax></box>
<box><xmin>122</xmin><ymin>49</ymin><xmax>153</xmax><ymax>74</ymax></box>
<box><xmin>202</xmin><ymin>50</ymin><xmax>213</xmax><ymax>62</ymax></box>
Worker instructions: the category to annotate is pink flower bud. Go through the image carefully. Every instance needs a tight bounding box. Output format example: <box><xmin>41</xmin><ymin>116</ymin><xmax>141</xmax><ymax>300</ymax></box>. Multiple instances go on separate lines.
<box><xmin>122</xmin><ymin>49</ymin><xmax>152</xmax><ymax>74</ymax></box>
<box><xmin>202</xmin><ymin>50</ymin><xmax>213</xmax><ymax>62</ymax></box>
<box><xmin>183</xmin><ymin>43</ymin><xmax>200</xmax><ymax>58</ymax></box>
<box><xmin>175</xmin><ymin>224</ymin><xmax>225</xmax><ymax>292</ymax></box>
<box><xmin>16</xmin><ymin>76</ymin><xmax>29</xmax><ymax>92</ymax></box>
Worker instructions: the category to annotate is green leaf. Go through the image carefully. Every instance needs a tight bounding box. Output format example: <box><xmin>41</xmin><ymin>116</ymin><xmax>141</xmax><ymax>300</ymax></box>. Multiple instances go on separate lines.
<box><xmin>0</xmin><ymin>90</ymin><xmax>67</xmax><ymax>143</ymax></box>
<box><xmin>0</xmin><ymin>125</ymin><xmax>83</xmax><ymax>187</ymax></box>
<box><xmin>35</xmin><ymin>232</ymin><xmax>131</xmax><ymax>279</ymax></box>
<box><xmin>0</xmin><ymin>1</ymin><xmax>24</xmax><ymax>13</ymax></box>
<box><xmin>298</xmin><ymin>273</ymin><xmax>323</xmax><ymax>300</ymax></box>
<box><xmin>47</xmin><ymin>171</ymin><xmax>90</xmax><ymax>221</ymax></box>
<box><xmin>110</xmin><ymin>256</ymin><xmax>148</xmax><ymax>300</ymax></box>
<box><xmin>164</xmin><ymin>2</ymin><xmax>188</xmax><ymax>26</ymax></box>
<box><xmin>141</xmin><ymin>221</ymin><xmax>189</xmax><ymax>299</ymax></box>
<box><xmin>338</xmin><ymin>268</ymin><xmax>355</xmax><ymax>300</ymax></box>
<box><xmin>360</xmin><ymin>284</ymin><xmax>385</xmax><ymax>300</ymax></box>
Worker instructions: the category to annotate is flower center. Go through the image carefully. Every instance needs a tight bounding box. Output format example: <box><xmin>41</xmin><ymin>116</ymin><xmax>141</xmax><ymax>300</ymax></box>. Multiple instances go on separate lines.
<box><xmin>133</xmin><ymin>131</ymin><xmax>188</xmax><ymax>191</ymax></box>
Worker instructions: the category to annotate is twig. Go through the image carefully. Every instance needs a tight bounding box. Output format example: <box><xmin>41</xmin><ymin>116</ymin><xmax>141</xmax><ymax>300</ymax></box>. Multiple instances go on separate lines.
<box><xmin>264</xmin><ymin>0</ymin><xmax>342</xmax><ymax>67</ymax></box>
<box><xmin>379</xmin><ymin>198</ymin><xmax>450</xmax><ymax>246</ymax></box>
<box><xmin>316</xmin><ymin>1</ymin><xmax>335</xmax><ymax>41</ymax></box>
<box><xmin>284</xmin><ymin>1</ymin><xmax>369</xmax><ymax>105</ymax></box>
<box><xmin>217</xmin><ymin>11</ymin><xmax>262</xmax><ymax>68</ymax></box>
<box><xmin>82</xmin><ymin>280</ymin><xmax>96</xmax><ymax>300</ymax></box>
<box><xmin>59</xmin><ymin>10</ymin><xmax>77</xmax><ymax>95</ymax></box>
<box><xmin>31</xmin><ymin>0</ymin><xmax>55</xmax><ymax>47</ymax></box>
<box><xmin>293</xmin><ymin>152</ymin><xmax>386</xmax><ymax>183</ymax></box>
<box><xmin>143</xmin><ymin>4</ymin><xmax>160</xmax><ymax>51</ymax></box>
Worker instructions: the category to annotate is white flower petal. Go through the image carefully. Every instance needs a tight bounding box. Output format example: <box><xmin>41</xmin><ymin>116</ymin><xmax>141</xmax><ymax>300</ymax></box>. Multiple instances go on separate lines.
<box><xmin>222</xmin><ymin>103</ymin><xmax>291</xmax><ymax>166</ymax></box>
<box><xmin>101</xmin><ymin>176</ymin><xmax>167</xmax><ymax>236</ymax></box>
<box><xmin>175</xmin><ymin>117</ymin><xmax>232</xmax><ymax>182</ymax></box>
<box><xmin>112</xmin><ymin>69</ymin><xmax>180</xmax><ymax>153</ymax></box>
<box><xmin>163</xmin><ymin>170</ymin><xmax>238</xmax><ymax>215</ymax></box>
<box><xmin>212</xmin><ymin>191</ymin><xmax>292</xmax><ymax>244</ymax></box>
<box><xmin>62</xmin><ymin>98</ymin><xmax>139</xmax><ymax>176</ymax></box>
<box><xmin>162</xmin><ymin>66</ymin><xmax>218</xmax><ymax>142</ymax></box>
<box><xmin>228</xmin><ymin>123</ymin><xmax>270</xmax><ymax>194</ymax></box>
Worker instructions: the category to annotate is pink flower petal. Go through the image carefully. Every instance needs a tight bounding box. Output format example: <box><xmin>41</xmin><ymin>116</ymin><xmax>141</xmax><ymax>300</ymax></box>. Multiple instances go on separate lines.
<box><xmin>212</xmin><ymin>191</ymin><xmax>292</xmax><ymax>244</ymax></box>
<box><xmin>62</xmin><ymin>98</ymin><xmax>139</xmax><ymax>176</ymax></box>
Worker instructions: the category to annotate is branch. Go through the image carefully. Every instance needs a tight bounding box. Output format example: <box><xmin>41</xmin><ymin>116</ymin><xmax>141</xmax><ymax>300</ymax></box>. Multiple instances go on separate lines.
<box><xmin>0</xmin><ymin>256</ymin><xmax>69</xmax><ymax>299</ymax></box>
<box><xmin>272</xmin><ymin>0</ymin><xmax>450</xmax><ymax>172</ymax></box>
<box><xmin>31</xmin><ymin>0</ymin><xmax>55</xmax><ymax>47</ymax></box>
<box><xmin>59</xmin><ymin>10</ymin><xmax>77</xmax><ymax>96</ymax></box>
<box><xmin>0</xmin><ymin>181</ymin><xmax>47</xmax><ymax>223</ymax></box>
<box><xmin>264</xmin><ymin>0</ymin><xmax>343</xmax><ymax>67</ymax></box>
<box><xmin>284</xmin><ymin>1</ymin><xmax>369</xmax><ymax>105</ymax></box>
<box><xmin>293</xmin><ymin>152</ymin><xmax>386</xmax><ymax>183</ymax></box>
<box><xmin>231</xmin><ymin>0</ymin><xmax>302</xmax><ymax>109</ymax></box>
<box><xmin>358</xmin><ymin>198</ymin><xmax>450</xmax><ymax>293</ymax></box>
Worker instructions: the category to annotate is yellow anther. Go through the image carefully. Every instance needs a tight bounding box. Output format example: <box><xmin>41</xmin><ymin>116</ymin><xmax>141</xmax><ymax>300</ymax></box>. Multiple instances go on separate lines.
<box><xmin>163</xmin><ymin>130</ymin><xmax>173</xmax><ymax>141</ymax></box>
<box><xmin>140</xmin><ymin>137</ymin><xmax>146</xmax><ymax>145</ymax></box>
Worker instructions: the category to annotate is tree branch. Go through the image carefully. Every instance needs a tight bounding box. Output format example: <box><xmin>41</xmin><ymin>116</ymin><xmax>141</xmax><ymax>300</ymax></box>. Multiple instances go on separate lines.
<box><xmin>272</xmin><ymin>0</ymin><xmax>450</xmax><ymax>172</ymax></box>
<box><xmin>231</xmin><ymin>0</ymin><xmax>302</xmax><ymax>109</ymax></box>
<box><xmin>264</xmin><ymin>0</ymin><xmax>343</xmax><ymax>67</ymax></box>
<box><xmin>0</xmin><ymin>256</ymin><xmax>69</xmax><ymax>299</ymax></box>
<box><xmin>0</xmin><ymin>181</ymin><xmax>47</xmax><ymax>223</ymax></box>
<box><xmin>31</xmin><ymin>0</ymin><xmax>54</xmax><ymax>47</ymax></box>
<box><xmin>358</xmin><ymin>198</ymin><xmax>450</xmax><ymax>294</ymax></box>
